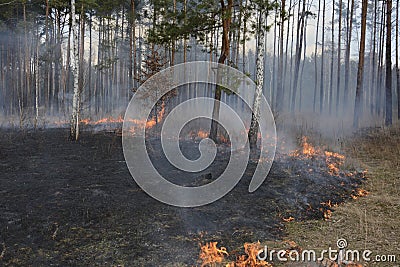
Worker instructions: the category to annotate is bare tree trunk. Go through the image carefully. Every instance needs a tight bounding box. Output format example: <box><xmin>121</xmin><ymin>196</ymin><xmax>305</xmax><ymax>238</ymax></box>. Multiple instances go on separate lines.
<box><xmin>329</xmin><ymin>0</ymin><xmax>335</xmax><ymax>114</ymax></box>
<box><xmin>370</xmin><ymin>0</ymin><xmax>378</xmax><ymax>115</ymax></box>
<box><xmin>397</xmin><ymin>0</ymin><xmax>400</xmax><ymax>120</ymax></box>
<box><xmin>183</xmin><ymin>0</ymin><xmax>187</xmax><ymax>63</ymax></box>
<box><xmin>35</xmin><ymin>22</ymin><xmax>40</xmax><ymax>128</ymax></box>
<box><xmin>377</xmin><ymin>4</ymin><xmax>385</xmax><ymax>116</ymax></box>
<box><xmin>353</xmin><ymin>0</ymin><xmax>367</xmax><ymax>128</ymax></box>
<box><xmin>129</xmin><ymin>0</ymin><xmax>136</xmax><ymax>88</ymax></box>
<box><xmin>171</xmin><ymin>0</ymin><xmax>177</xmax><ymax>66</ymax></box>
<box><xmin>336</xmin><ymin>0</ymin><xmax>342</xmax><ymax>115</ymax></box>
<box><xmin>283</xmin><ymin>0</ymin><xmax>293</xmax><ymax>107</ymax></box>
<box><xmin>249</xmin><ymin>10</ymin><xmax>266</xmax><ymax>149</ymax></box>
<box><xmin>343</xmin><ymin>0</ymin><xmax>354</xmax><ymax>112</ymax></box>
<box><xmin>79</xmin><ymin>3</ymin><xmax>85</xmax><ymax>112</ymax></box>
<box><xmin>23</xmin><ymin>2</ymin><xmax>31</xmax><ymax>111</ymax></box>
<box><xmin>290</xmin><ymin>0</ymin><xmax>306</xmax><ymax>112</ymax></box>
<box><xmin>313</xmin><ymin>0</ymin><xmax>321</xmax><ymax>112</ymax></box>
<box><xmin>319</xmin><ymin>0</ymin><xmax>326</xmax><ymax>113</ymax></box>
<box><xmin>276</xmin><ymin>0</ymin><xmax>286</xmax><ymax>113</ymax></box>
<box><xmin>242</xmin><ymin>0</ymin><xmax>248</xmax><ymax>72</ymax></box>
<box><xmin>70</xmin><ymin>0</ymin><xmax>81</xmax><ymax>140</ymax></box>
<box><xmin>210</xmin><ymin>0</ymin><xmax>233</xmax><ymax>141</ymax></box>
<box><xmin>272</xmin><ymin>11</ymin><xmax>278</xmax><ymax>109</ymax></box>
<box><xmin>88</xmin><ymin>13</ymin><xmax>92</xmax><ymax>115</ymax></box>
<box><xmin>299</xmin><ymin>9</ymin><xmax>309</xmax><ymax>111</ymax></box>
<box><xmin>385</xmin><ymin>0</ymin><xmax>392</xmax><ymax>126</ymax></box>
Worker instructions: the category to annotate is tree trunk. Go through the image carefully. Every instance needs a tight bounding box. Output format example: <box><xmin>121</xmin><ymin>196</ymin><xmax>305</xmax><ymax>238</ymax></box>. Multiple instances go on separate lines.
<box><xmin>313</xmin><ymin>0</ymin><xmax>321</xmax><ymax>112</ymax></box>
<box><xmin>336</xmin><ymin>0</ymin><xmax>342</xmax><ymax>115</ymax></box>
<box><xmin>70</xmin><ymin>0</ymin><xmax>81</xmax><ymax>140</ymax></box>
<box><xmin>397</xmin><ymin>0</ymin><xmax>400</xmax><ymax>120</ymax></box>
<box><xmin>385</xmin><ymin>0</ymin><xmax>392</xmax><ymax>126</ymax></box>
<box><xmin>329</xmin><ymin>0</ymin><xmax>335</xmax><ymax>114</ymax></box>
<box><xmin>171</xmin><ymin>0</ymin><xmax>176</xmax><ymax>65</ymax></box>
<box><xmin>291</xmin><ymin>0</ymin><xmax>306</xmax><ymax>112</ymax></box>
<box><xmin>249</xmin><ymin>10</ymin><xmax>267</xmax><ymax>149</ymax></box>
<box><xmin>319</xmin><ymin>0</ymin><xmax>326</xmax><ymax>113</ymax></box>
<box><xmin>370</xmin><ymin>0</ymin><xmax>378</xmax><ymax>115</ymax></box>
<box><xmin>183</xmin><ymin>0</ymin><xmax>187</xmax><ymax>63</ymax></box>
<box><xmin>88</xmin><ymin>13</ymin><xmax>92</xmax><ymax>115</ymax></box>
<box><xmin>376</xmin><ymin>4</ymin><xmax>385</xmax><ymax>116</ymax></box>
<box><xmin>343</xmin><ymin>0</ymin><xmax>354</xmax><ymax>112</ymax></box>
<box><xmin>35</xmin><ymin>22</ymin><xmax>40</xmax><ymax>128</ymax></box>
<box><xmin>276</xmin><ymin>0</ymin><xmax>285</xmax><ymax>113</ymax></box>
<box><xmin>353</xmin><ymin>0</ymin><xmax>367</xmax><ymax>128</ymax></box>
<box><xmin>210</xmin><ymin>0</ymin><xmax>233</xmax><ymax>142</ymax></box>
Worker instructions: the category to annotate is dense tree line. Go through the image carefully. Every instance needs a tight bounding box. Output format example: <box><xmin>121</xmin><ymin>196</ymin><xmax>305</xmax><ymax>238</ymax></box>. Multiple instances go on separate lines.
<box><xmin>0</xmin><ymin>0</ymin><xmax>398</xmax><ymax>139</ymax></box>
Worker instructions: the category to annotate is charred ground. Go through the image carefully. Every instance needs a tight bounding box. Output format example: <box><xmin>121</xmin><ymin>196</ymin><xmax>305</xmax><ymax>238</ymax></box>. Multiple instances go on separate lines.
<box><xmin>0</xmin><ymin>128</ymin><xmax>366</xmax><ymax>266</ymax></box>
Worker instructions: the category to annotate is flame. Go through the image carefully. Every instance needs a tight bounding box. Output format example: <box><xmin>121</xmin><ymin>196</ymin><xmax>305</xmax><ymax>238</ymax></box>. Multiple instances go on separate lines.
<box><xmin>324</xmin><ymin>151</ymin><xmax>345</xmax><ymax>176</ymax></box>
<box><xmin>199</xmin><ymin>242</ymin><xmax>228</xmax><ymax>267</ymax></box>
<box><xmin>301</xmin><ymin>136</ymin><xmax>317</xmax><ymax>157</ymax></box>
<box><xmin>198</xmin><ymin>242</ymin><xmax>272</xmax><ymax>267</ymax></box>
<box><xmin>282</xmin><ymin>216</ymin><xmax>295</xmax><ymax>222</ymax></box>
<box><xmin>236</xmin><ymin>242</ymin><xmax>272</xmax><ymax>267</ymax></box>
<box><xmin>351</xmin><ymin>188</ymin><xmax>369</xmax><ymax>199</ymax></box>
<box><xmin>197</xmin><ymin>130</ymin><xmax>209</xmax><ymax>139</ymax></box>
<box><xmin>290</xmin><ymin>136</ymin><xmax>347</xmax><ymax>176</ymax></box>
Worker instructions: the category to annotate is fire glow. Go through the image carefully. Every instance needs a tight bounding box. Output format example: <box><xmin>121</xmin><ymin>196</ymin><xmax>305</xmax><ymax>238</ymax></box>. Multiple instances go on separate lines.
<box><xmin>290</xmin><ymin>136</ymin><xmax>347</xmax><ymax>176</ymax></box>
<box><xmin>199</xmin><ymin>241</ymin><xmax>272</xmax><ymax>267</ymax></box>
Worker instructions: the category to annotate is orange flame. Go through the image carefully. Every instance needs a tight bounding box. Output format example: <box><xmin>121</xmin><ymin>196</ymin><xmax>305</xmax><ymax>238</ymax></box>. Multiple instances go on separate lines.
<box><xmin>236</xmin><ymin>242</ymin><xmax>272</xmax><ymax>267</ymax></box>
<box><xmin>198</xmin><ymin>242</ymin><xmax>272</xmax><ymax>267</ymax></box>
<box><xmin>199</xmin><ymin>242</ymin><xmax>228</xmax><ymax>267</ymax></box>
<box><xmin>301</xmin><ymin>136</ymin><xmax>317</xmax><ymax>157</ymax></box>
<box><xmin>290</xmin><ymin>136</ymin><xmax>347</xmax><ymax>176</ymax></box>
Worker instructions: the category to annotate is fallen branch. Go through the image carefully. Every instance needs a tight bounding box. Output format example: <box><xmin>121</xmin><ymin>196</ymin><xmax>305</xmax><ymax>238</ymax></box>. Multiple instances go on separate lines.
<box><xmin>52</xmin><ymin>223</ymin><xmax>59</xmax><ymax>240</ymax></box>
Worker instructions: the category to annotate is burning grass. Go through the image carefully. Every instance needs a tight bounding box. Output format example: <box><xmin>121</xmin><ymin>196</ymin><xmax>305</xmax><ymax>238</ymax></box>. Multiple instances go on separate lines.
<box><xmin>196</xmin><ymin>135</ymin><xmax>370</xmax><ymax>267</ymax></box>
<box><xmin>281</xmin><ymin>127</ymin><xmax>400</xmax><ymax>266</ymax></box>
<box><xmin>288</xmin><ymin>136</ymin><xmax>358</xmax><ymax>178</ymax></box>
<box><xmin>199</xmin><ymin>241</ymin><xmax>272</xmax><ymax>267</ymax></box>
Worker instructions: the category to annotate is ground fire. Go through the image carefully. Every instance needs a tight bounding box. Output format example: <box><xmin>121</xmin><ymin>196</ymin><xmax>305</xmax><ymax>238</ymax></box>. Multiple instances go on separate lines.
<box><xmin>199</xmin><ymin>241</ymin><xmax>272</xmax><ymax>267</ymax></box>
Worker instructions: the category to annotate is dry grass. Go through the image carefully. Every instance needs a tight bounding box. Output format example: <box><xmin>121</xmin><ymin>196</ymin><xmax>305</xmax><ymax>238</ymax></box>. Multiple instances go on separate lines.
<box><xmin>280</xmin><ymin>127</ymin><xmax>400</xmax><ymax>266</ymax></box>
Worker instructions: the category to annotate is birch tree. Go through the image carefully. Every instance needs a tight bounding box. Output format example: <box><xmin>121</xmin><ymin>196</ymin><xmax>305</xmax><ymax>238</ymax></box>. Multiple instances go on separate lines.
<box><xmin>248</xmin><ymin>8</ymin><xmax>267</xmax><ymax>149</ymax></box>
<box><xmin>70</xmin><ymin>0</ymin><xmax>81</xmax><ymax>140</ymax></box>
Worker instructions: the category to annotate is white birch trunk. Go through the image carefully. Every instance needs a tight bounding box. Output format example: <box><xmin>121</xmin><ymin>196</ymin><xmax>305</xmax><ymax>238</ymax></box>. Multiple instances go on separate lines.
<box><xmin>70</xmin><ymin>0</ymin><xmax>80</xmax><ymax>140</ymax></box>
<box><xmin>35</xmin><ymin>33</ymin><xmax>40</xmax><ymax>129</ymax></box>
<box><xmin>248</xmin><ymin>10</ymin><xmax>266</xmax><ymax>149</ymax></box>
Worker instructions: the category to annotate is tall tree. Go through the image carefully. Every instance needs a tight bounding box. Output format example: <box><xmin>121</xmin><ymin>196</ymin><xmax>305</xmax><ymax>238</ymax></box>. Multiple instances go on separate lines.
<box><xmin>276</xmin><ymin>0</ymin><xmax>285</xmax><ymax>113</ymax></box>
<box><xmin>353</xmin><ymin>0</ymin><xmax>367</xmax><ymax>128</ymax></box>
<box><xmin>70</xmin><ymin>0</ymin><xmax>81</xmax><ymax>140</ymax></box>
<box><xmin>248</xmin><ymin>7</ymin><xmax>267</xmax><ymax>148</ymax></box>
<box><xmin>210</xmin><ymin>0</ymin><xmax>233</xmax><ymax>141</ymax></box>
<box><xmin>343</xmin><ymin>0</ymin><xmax>354</xmax><ymax>111</ymax></box>
<box><xmin>385</xmin><ymin>0</ymin><xmax>392</xmax><ymax>126</ymax></box>
<box><xmin>313</xmin><ymin>0</ymin><xmax>321</xmax><ymax>112</ymax></box>
<box><xmin>336</xmin><ymin>0</ymin><xmax>342</xmax><ymax>114</ymax></box>
<box><xmin>329</xmin><ymin>0</ymin><xmax>335</xmax><ymax>114</ymax></box>
<box><xmin>290</xmin><ymin>0</ymin><xmax>306</xmax><ymax>112</ymax></box>
<box><xmin>397</xmin><ymin>0</ymin><xmax>400</xmax><ymax>120</ymax></box>
<box><xmin>319</xmin><ymin>0</ymin><xmax>326</xmax><ymax>112</ymax></box>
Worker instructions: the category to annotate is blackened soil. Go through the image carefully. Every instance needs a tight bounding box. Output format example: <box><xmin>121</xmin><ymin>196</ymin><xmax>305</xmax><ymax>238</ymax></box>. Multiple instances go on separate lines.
<box><xmin>0</xmin><ymin>129</ymin><xmax>365</xmax><ymax>266</ymax></box>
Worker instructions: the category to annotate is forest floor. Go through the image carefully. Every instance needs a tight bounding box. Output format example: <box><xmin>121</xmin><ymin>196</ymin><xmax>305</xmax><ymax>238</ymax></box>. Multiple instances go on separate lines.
<box><xmin>0</xmin><ymin>126</ymin><xmax>391</xmax><ymax>266</ymax></box>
